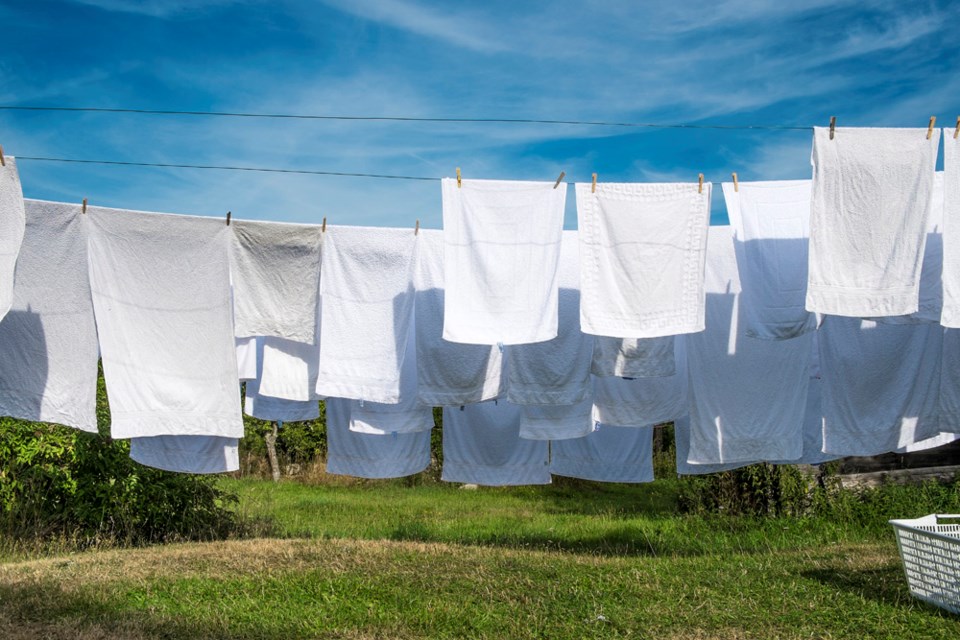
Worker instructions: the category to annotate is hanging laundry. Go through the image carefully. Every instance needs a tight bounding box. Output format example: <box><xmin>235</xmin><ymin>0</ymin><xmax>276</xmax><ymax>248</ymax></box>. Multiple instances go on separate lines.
<box><xmin>414</xmin><ymin>229</ymin><xmax>503</xmax><ymax>405</ymax></box>
<box><xmin>591</xmin><ymin>335</ymin><xmax>675</xmax><ymax>378</ymax></box>
<box><xmin>550</xmin><ymin>424</ymin><xmax>654</xmax><ymax>483</ymax></box>
<box><xmin>519</xmin><ymin>397</ymin><xmax>595</xmax><ymax>441</ymax></box>
<box><xmin>781</xmin><ymin>332</ymin><xmax>839</xmax><ymax>465</ymax></box>
<box><xmin>441</xmin><ymin>177</ymin><xmax>566</xmax><ymax>345</ymax></box>
<box><xmin>674</xmin><ymin>416</ymin><xmax>750</xmax><ymax>476</ymax></box>
<box><xmin>942</xmin><ymin>130</ymin><xmax>960</xmax><ymax>327</ymax></box>
<box><xmin>87</xmin><ymin>207</ymin><xmax>242</xmax><ymax>439</ymax></box>
<box><xmin>258</xmin><ymin>336</ymin><xmax>321</xmax><ymax>402</ymax></box>
<box><xmin>0</xmin><ymin>156</ymin><xmax>25</xmax><ymax>322</ymax></box>
<box><xmin>576</xmin><ymin>181</ymin><xmax>710</xmax><ymax>338</ymax></box>
<box><xmin>315</xmin><ymin>226</ymin><xmax>417</xmax><ymax>404</ymax></box>
<box><xmin>722</xmin><ymin>179</ymin><xmax>816</xmax><ymax>339</ymax></box>
<box><xmin>130</xmin><ymin>435</ymin><xmax>239</xmax><ymax>474</ymax></box>
<box><xmin>244</xmin><ymin>378</ymin><xmax>320</xmax><ymax>422</ymax></box>
<box><xmin>235</xmin><ymin>337</ymin><xmax>258</xmax><ymax>381</ymax></box>
<box><xmin>0</xmin><ymin>200</ymin><xmax>98</xmax><ymax>432</ymax></box>
<box><xmin>936</xmin><ymin>328</ymin><xmax>960</xmax><ymax>435</ymax></box>
<box><xmin>807</xmin><ymin>126</ymin><xmax>940</xmax><ymax>317</ymax></box>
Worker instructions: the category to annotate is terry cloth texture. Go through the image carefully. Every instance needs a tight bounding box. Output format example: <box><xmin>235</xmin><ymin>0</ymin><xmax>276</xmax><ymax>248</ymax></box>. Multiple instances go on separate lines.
<box><xmin>576</xmin><ymin>181</ymin><xmax>710</xmax><ymax>338</ymax></box>
<box><xmin>549</xmin><ymin>424</ymin><xmax>654</xmax><ymax>483</ymax></box>
<box><xmin>518</xmin><ymin>397</ymin><xmax>596</xmax><ymax>441</ymax></box>
<box><xmin>0</xmin><ymin>157</ymin><xmax>25</xmax><ymax>321</ymax></box>
<box><xmin>0</xmin><ymin>200</ymin><xmax>98</xmax><ymax>432</ymax></box>
<box><xmin>441</xmin><ymin>177</ymin><xmax>566</xmax><ymax>345</ymax></box>
<box><xmin>807</xmin><ymin>126</ymin><xmax>939</xmax><ymax>317</ymax></box>
<box><xmin>942</xmin><ymin>131</ymin><xmax>960</xmax><ymax>327</ymax></box>
<box><xmin>87</xmin><ymin>207</ymin><xmax>242</xmax><ymax>439</ymax></box>
<box><xmin>130</xmin><ymin>435</ymin><xmax>239</xmax><ymax>474</ymax></box>
<box><xmin>591</xmin><ymin>335</ymin><xmax>675</xmax><ymax>378</ymax></box>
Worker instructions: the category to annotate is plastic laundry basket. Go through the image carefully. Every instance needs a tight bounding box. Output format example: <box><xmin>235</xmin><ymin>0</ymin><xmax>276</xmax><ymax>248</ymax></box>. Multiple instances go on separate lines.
<box><xmin>889</xmin><ymin>514</ymin><xmax>960</xmax><ymax>614</ymax></box>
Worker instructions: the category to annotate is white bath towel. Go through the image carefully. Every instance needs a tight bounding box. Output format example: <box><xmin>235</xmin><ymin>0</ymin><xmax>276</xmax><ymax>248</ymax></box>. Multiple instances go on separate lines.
<box><xmin>778</xmin><ymin>332</ymin><xmax>839</xmax><ymax>465</ymax></box>
<box><xmin>236</xmin><ymin>337</ymin><xmax>258</xmax><ymax>381</ymax></box>
<box><xmin>591</xmin><ymin>335</ymin><xmax>675</xmax><ymax>378</ymax></box>
<box><xmin>936</xmin><ymin>328</ymin><xmax>960</xmax><ymax>434</ymax></box>
<box><xmin>505</xmin><ymin>231</ymin><xmax>593</xmax><ymax>405</ymax></box>
<box><xmin>244</xmin><ymin>379</ymin><xmax>320</xmax><ymax>422</ymax></box>
<box><xmin>819</xmin><ymin>316</ymin><xmax>942</xmax><ymax>456</ymax></box>
<box><xmin>942</xmin><ymin>131</ymin><xmax>960</xmax><ymax>327</ymax></box>
<box><xmin>441</xmin><ymin>177</ymin><xmax>565</xmax><ymax>345</ymax></box>
<box><xmin>685</xmin><ymin>225</ymin><xmax>812</xmax><ymax>465</ymax></box>
<box><xmin>807</xmin><ymin>126</ymin><xmax>940</xmax><ymax>317</ymax></box>
<box><xmin>87</xmin><ymin>207</ymin><xmax>242</xmax><ymax>439</ymax></box>
<box><xmin>325</xmin><ymin>398</ymin><xmax>431</xmax><ymax>479</ymax></box>
<box><xmin>258</xmin><ymin>336</ymin><xmax>321</xmax><ymax>402</ymax></box>
<box><xmin>130</xmin><ymin>435</ymin><xmax>239</xmax><ymax>474</ymax></box>
<box><xmin>414</xmin><ymin>230</ymin><xmax>502</xmax><ymax>405</ymax></box>
<box><xmin>315</xmin><ymin>226</ymin><xmax>417</xmax><ymax>403</ymax></box>
<box><xmin>0</xmin><ymin>200</ymin><xmax>99</xmax><ymax>432</ymax></box>
<box><xmin>674</xmin><ymin>416</ymin><xmax>750</xmax><ymax>476</ymax></box>
<box><xmin>442</xmin><ymin>400</ymin><xmax>551</xmax><ymax>486</ymax></box>
<box><xmin>0</xmin><ymin>157</ymin><xmax>25</xmax><ymax>321</ymax></box>
<box><xmin>723</xmin><ymin>179</ymin><xmax>816</xmax><ymax>339</ymax></box>
<box><xmin>229</xmin><ymin>219</ymin><xmax>323</xmax><ymax>343</ymax></box>
<box><xmin>550</xmin><ymin>424</ymin><xmax>654</xmax><ymax>483</ymax></box>
<box><xmin>518</xmin><ymin>397</ymin><xmax>595</xmax><ymax>441</ymax></box>
<box><xmin>576</xmin><ymin>181</ymin><xmax>710</xmax><ymax>338</ymax></box>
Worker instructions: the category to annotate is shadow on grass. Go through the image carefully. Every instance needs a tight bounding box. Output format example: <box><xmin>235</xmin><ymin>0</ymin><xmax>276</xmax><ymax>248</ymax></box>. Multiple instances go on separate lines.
<box><xmin>802</xmin><ymin>564</ymin><xmax>959</xmax><ymax>618</ymax></box>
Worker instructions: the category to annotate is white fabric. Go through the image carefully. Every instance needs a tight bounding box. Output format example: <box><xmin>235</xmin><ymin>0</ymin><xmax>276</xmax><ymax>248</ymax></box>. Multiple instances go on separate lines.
<box><xmin>591</xmin><ymin>335</ymin><xmax>675</xmax><ymax>378</ymax></box>
<box><xmin>325</xmin><ymin>398</ymin><xmax>431</xmax><ymax>479</ymax></box>
<box><xmin>315</xmin><ymin>226</ymin><xmax>417</xmax><ymax>403</ymax></box>
<box><xmin>819</xmin><ymin>316</ymin><xmax>942</xmax><ymax>456</ymax></box>
<box><xmin>550</xmin><ymin>424</ymin><xmax>654</xmax><ymax>483</ymax></box>
<box><xmin>87</xmin><ymin>207</ymin><xmax>242</xmax><ymax>439</ymax></box>
<box><xmin>229</xmin><ymin>219</ymin><xmax>323</xmax><ymax>343</ymax></box>
<box><xmin>937</xmin><ymin>328</ymin><xmax>960</xmax><ymax>434</ymax></box>
<box><xmin>244</xmin><ymin>379</ymin><xmax>320</xmax><ymax>422</ymax></box>
<box><xmin>723</xmin><ymin>179</ymin><xmax>816</xmax><ymax>339</ymax></box>
<box><xmin>235</xmin><ymin>337</ymin><xmax>258</xmax><ymax>381</ymax></box>
<box><xmin>258</xmin><ymin>336</ymin><xmax>320</xmax><ymax>402</ymax></box>
<box><xmin>686</xmin><ymin>225</ymin><xmax>811</xmax><ymax>465</ymax></box>
<box><xmin>0</xmin><ymin>157</ymin><xmax>25</xmax><ymax>321</ymax></box>
<box><xmin>674</xmin><ymin>416</ymin><xmax>749</xmax><ymax>476</ymax></box>
<box><xmin>442</xmin><ymin>400</ymin><xmax>551</xmax><ymax>486</ymax></box>
<box><xmin>130</xmin><ymin>435</ymin><xmax>239</xmax><ymax>474</ymax></box>
<box><xmin>576</xmin><ymin>181</ymin><xmax>710</xmax><ymax>338</ymax></box>
<box><xmin>0</xmin><ymin>200</ymin><xmax>98</xmax><ymax>432</ymax></box>
<box><xmin>414</xmin><ymin>229</ymin><xmax>502</xmax><ymax>405</ymax></box>
<box><xmin>780</xmin><ymin>377</ymin><xmax>839</xmax><ymax>465</ymax></box>
<box><xmin>898</xmin><ymin>432</ymin><xmax>960</xmax><ymax>454</ymax></box>
<box><xmin>942</xmin><ymin>131</ymin><xmax>960</xmax><ymax>327</ymax></box>
<box><xmin>505</xmin><ymin>231</ymin><xmax>593</xmax><ymax>405</ymax></box>
<box><xmin>519</xmin><ymin>397</ymin><xmax>595</xmax><ymax>441</ymax></box>
<box><xmin>441</xmin><ymin>177</ymin><xmax>565</xmax><ymax>345</ymax></box>
<box><xmin>807</xmin><ymin>126</ymin><xmax>940</xmax><ymax>317</ymax></box>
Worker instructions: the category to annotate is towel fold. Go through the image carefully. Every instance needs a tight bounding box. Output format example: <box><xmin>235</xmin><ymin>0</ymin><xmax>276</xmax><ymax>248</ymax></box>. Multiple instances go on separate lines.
<box><xmin>441</xmin><ymin>178</ymin><xmax>565</xmax><ymax>345</ymax></box>
<box><xmin>258</xmin><ymin>336</ymin><xmax>320</xmax><ymax>402</ymax></box>
<box><xmin>674</xmin><ymin>416</ymin><xmax>750</xmax><ymax>476</ymax></box>
<box><xmin>0</xmin><ymin>157</ymin><xmax>25</xmax><ymax>321</ymax></box>
<box><xmin>244</xmin><ymin>379</ymin><xmax>320</xmax><ymax>422</ymax></box>
<box><xmin>549</xmin><ymin>424</ymin><xmax>654</xmax><ymax>483</ymax></box>
<box><xmin>942</xmin><ymin>131</ymin><xmax>960</xmax><ymax>327</ymax></box>
<box><xmin>130</xmin><ymin>435</ymin><xmax>239</xmax><ymax>474</ymax></box>
<box><xmin>518</xmin><ymin>397</ymin><xmax>595</xmax><ymax>441</ymax></box>
<box><xmin>576</xmin><ymin>181</ymin><xmax>710</xmax><ymax>338</ymax></box>
<box><xmin>236</xmin><ymin>337</ymin><xmax>258</xmax><ymax>381</ymax></box>
<box><xmin>591</xmin><ymin>335</ymin><xmax>675</xmax><ymax>378</ymax></box>
<box><xmin>807</xmin><ymin>126</ymin><xmax>940</xmax><ymax>317</ymax></box>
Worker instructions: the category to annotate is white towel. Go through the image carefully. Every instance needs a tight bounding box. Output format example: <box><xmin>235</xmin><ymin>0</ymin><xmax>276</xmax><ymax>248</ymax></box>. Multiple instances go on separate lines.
<box><xmin>258</xmin><ymin>336</ymin><xmax>320</xmax><ymax>402</ymax></box>
<box><xmin>236</xmin><ymin>337</ymin><xmax>258</xmax><ymax>381</ymax></box>
<box><xmin>686</xmin><ymin>225</ymin><xmax>811</xmax><ymax>465</ymax></box>
<box><xmin>0</xmin><ymin>200</ymin><xmax>98</xmax><ymax>432</ymax></box>
<box><xmin>414</xmin><ymin>230</ymin><xmax>502</xmax><ymax>405</ymax></box>
<box><xmin>505</xmin><ymin>231</ymin><xmax>593</xmax><ymax>405</ymax></box>
<box><xmin>87</xmin><ymin>207</ymin><xmax>242</xmax><ymax>439</ymax></box>
<box><xmin>937</xmin><ymin>328</ymin><xmax>960</xmax><ymax>436</ymax></box>
<box><xmin>325</xmin><ymin>398</ymin><xmax>431</xmax><ymax>479</ymax></box>
<box><xmin>674</xmin><ymin>416</ymin><xmax>749</xmax><ymax>476</ymax></box>
<box><xmin>244</xmin><ymin>379</ymin><xmax>320</xmax><ymax>422</ymax></box>
<box><xmin>315</xmin><ymin>226</ymin><xmax>417</xmax><ymax>403</ymax></box>
<box><xmin>942</xmin><ymin>131</ymin><xmax>960</xmax><ymax>327</ymax></box>
<box><xmin>723</xmin><ymin>179</ymin><xmax>816</xmax><ymax>339</ymax></box>
<box><xmin>0</xmin><ymin>157</ymin><xmax>25</xmax><ymax>321</ymax></box>
<box><xmin>518</xmin><ymin>397</ymin><xmax>595</xmax><ymax>441</ymax></box>
<box><xmin>441</xmin><ymin>400</ymin><xmax>551</xmax><ymax>486</ymax></box>
<box><xmin>229</xmin><ymin>219</ymin><xmax>323</xmax><ymax>343</ymax></box>
<box><xmin>807</xmin><ymin>126</ymin><xmax>940</xmax><ymax>317</ymax></box>
<box><xmin>819</xmin><ymin>316</ymin><xmax>942</xmax><ymax>456</ymax></box>
<box><xmin>550</xmin><ymin>424</ymin><xmax>654</xmax><ymax>483</ymax></box>
<box><xmin>130</xmin><ymin>435</ymin><xmax>239</xmax><ymax>474</ymax></box>
<box><xmin>591</xmin><ymin>335</ymin><xmax>675</xmax><ymax>378</ymax></box>
<box><xmin>441</xmin><ymin>177</ymin><xmax>565</xmax><ymax>345</ymax></box>
<box><xmin>779</xmin><ymin>332</ymin><xmax>839</xmax><ymax>465</ymax></box>
<box><xmin>576</xmin><ymin>181</ymin><xmax>710</xmax><ymax>338</ymax></box>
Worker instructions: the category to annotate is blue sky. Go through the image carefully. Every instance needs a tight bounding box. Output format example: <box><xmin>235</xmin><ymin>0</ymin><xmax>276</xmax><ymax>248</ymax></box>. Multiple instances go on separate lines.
<box><xmin>1</xmin><ymin>0</ymin><xmax>957</xmax><ymax>228</ymax></box>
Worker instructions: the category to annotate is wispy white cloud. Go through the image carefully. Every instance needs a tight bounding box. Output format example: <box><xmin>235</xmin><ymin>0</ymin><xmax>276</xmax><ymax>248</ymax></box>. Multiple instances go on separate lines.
<box><xmin>66</xmin><ymin>0</ymin><xmax>250</xmax><ymax>18</ymax></box>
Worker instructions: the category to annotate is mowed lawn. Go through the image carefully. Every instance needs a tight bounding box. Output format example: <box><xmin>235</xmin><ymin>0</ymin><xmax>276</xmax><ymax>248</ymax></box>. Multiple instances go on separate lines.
<box><xmin>0</xmin><ymin>477</ymin><xmax>958</xmax><ymax>639</ymax></box>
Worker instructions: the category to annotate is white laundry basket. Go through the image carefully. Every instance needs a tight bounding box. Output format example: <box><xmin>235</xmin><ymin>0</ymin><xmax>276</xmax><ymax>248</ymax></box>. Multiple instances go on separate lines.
<box><xmin>889</xmin><ymin>514</ymin><xmax>960</xmax><ymax>614</ymax></box>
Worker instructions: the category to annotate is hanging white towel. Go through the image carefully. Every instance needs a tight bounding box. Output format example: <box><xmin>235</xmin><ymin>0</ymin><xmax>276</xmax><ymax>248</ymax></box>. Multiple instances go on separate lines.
<box><xmin>258</xmin><ymin>336</ymin><xmax>321</xmax><ymax>402</ymax></box>
<box><xmin>807</xmin><ymin>126</ymin><xmax>940</xmax><ymax>317</ymax></box>
<box><xmin>937</xmin><ymin>328</ymin><xmax>960</xmax><ymax>434</ymax></box>
<box><xmin>315</xmin><ymin>226</ymin><xmax>417</xmax><ymax>403</ymax></box>
<box><xmin>674</xmin><ymin>416</ymin><xmax>749</xmax><ymax>476</ymax></box>
<box><xmin>414</xmin><ymin>229</ymin><xmax>502</xmax><ymax>405</ymax></box>
<box><xmin>0</xmin><ymin>157</ymin><xmax>25</xmax><ymax>321</ymax></box>
<box><xmin>442</xmin><ymin>400</ymin><xmax>551</xmax><ymax>486</ymax></box>
<box><xmin>0</xmin><ymin>200</ymin><xmax>98</xmax><ymax>432</ymax></box>
<box><xmin>130</xmin><ymin>435</ymin><xmax>239</xmax><ymax>474</ymax></box>
<box><xmin>576</xmin><ymin>181</ymin><xmax>710</xmax><ymax>338</ymax></box>
<box><xmin>244</xmin><ymin>379</ymin><xmax>320</xmax><ymax>422</ymax></box>
<box><xmin>723</xmin><ymin>179</ymin><xmax>816</xmax><ymax>339</ymax></box>
<box><xmin>441</xmin><ymin>177</ymin><xmax>565</xmax><ymax>345</ymax></box>
<box><xmin>87</xmin><ymin>207</ymin><xmax>242</xmax><ymax>439</ymax></box>
<box><xmin>778</xmin><ymin>332</ymin><xmax>840</xmax><ymax>465</ymax></box>
<box><xmin>325</xmin><ymin>398</ymin><xmax>431</xmax><ymax>479</ymax></box>
<box><xmin>550</xmin><ymin>424</ymin><xmax>654</xmax><ymax>483</ymax></box>
<box><xmin>519</xmin><ymin>397</ymin><xmax>595</xmax><ymax>441</ymax></box>
<box><xmin>505</xmin><ymin>231</ymin><xmax>593</xmax><ymax>405</ymax></box>
<box><xmin>591</xmin><ymin>335</ymin><xmax>675</xmax><ymax>378</ymax></box>
<box><xmin>229</xmin><ymin>219</ymin><xmax>323</xmax><ymax>343</ymax></box>
<box><xmin>942</xmin><ymin>131</ymin><xmax>960</xmax><ymax>327</ymax></box>
<box><xmin>236</xmin><ymin>337</ymin><xmax>258</xmax><ymax>381</ymax></box>
<box><xmin>685</xmin><ymin>225</ymin><xmax>811</xmax><ymax>465</ymax></box>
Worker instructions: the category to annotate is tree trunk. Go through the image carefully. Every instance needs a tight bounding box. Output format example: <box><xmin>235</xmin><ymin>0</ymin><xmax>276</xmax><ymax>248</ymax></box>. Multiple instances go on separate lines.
<box><xmin>265</xmin><ymin>422</ymin><xmax>281</xmax><ymax>482</ymax></box>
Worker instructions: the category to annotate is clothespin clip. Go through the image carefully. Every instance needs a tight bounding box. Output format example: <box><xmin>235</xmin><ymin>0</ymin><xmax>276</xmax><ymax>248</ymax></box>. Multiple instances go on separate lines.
<box><xmin>321</xmin><ymin>217</ymin><xmax>327</xmax><ymax>233</ymax></box>
<box><xmin>829</xmin><ymin>116</ymin><xmax>836</xmax><ymax>140</ymax></box>
<box><xmin>456</xmin><ymin>167</ymin><xmax>461</xmax><ymax>188</ymax></box>
<box><xmin>955</xmin><ymin>116</ymin><xmax>960</xmax><ymax>140</ymax></box>
<box><xmin>591</xmin><ymin>172</ymin><xmax>597</xmax><ymax>193</ymax></box>
<box><xmin>81</xmin><ymin>198</ymin><xmax>87</xmax><ymax>214</ymax></box>
<box><xmin>553</xmin><ymin>171</ymin><xmax>565</xmax><ymax>189</ymax></box>
<box><xmin>414</xmin><ymin>219</ymin><xmax>420</xmax><ymax>235</ymax></box>
<box><xmin>732</xmin><ymin>172</ymin><xmax>739</xmax><ymax>192</ymax></box>
<box><xmin>927</xmin><ymin>116</ymin><xmax>937</xmax><ymax>140</ymax></box>
<box><xmin>225</xmin><ymin>211</ymin><xmax>232</xmax><ymax>226</ymax></box>
<box><xmin>0</xmin><ymin>144</ymin><xmax>5</xmax><ymax>167</ymax></box>
<box><xmin>698</xmin><ymin>173</ymin><xmax>704</xmax><ymax>194</ymax></box>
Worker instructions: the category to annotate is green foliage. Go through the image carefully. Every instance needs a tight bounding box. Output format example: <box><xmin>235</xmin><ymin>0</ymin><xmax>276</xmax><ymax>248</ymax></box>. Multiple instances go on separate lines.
<box><xmin>677</xmin><ymin>463</ymin><xmax>817</xmax><ymax>517</ymax></box>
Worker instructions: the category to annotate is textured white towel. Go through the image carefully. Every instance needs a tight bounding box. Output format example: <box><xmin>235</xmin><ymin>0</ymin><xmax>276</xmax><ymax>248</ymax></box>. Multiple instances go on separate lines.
<box><xmin>0</xmin><ymin>200</ymin><xmax>98</xmax><ymax>432</ymax></box>
<box><xmin>550</xmin><ymin>424</ymin><xmax>654</xmax><ymax>483</ymax></box>
<box><xmin>441</xmin><ymin>178</ymin><xmax>565</xmax><ymax>345</ymax></box>
<box><xmin>87</xmin><ymin>207</ymin><xmax>242</xmax><ymax>439</ymax></box>
<box><xmin>686</xmin><ymin>225</ymin><xmax>811</xmax><ymax>465</ymax></box>
<box><xmin>819</xmin><ymin>316</ymin><xmax>942</xmax><ymax>456</ymax></box>
<box><xmin>505</xmin><ymin>231</ymin><xmax>593</xmax><ymax>405</ymax></box>
<box><xmin>0</xmin><ymin>157</ymin><xmax>25</xmax><ymax>321</ymax></box>
<box><xmin>723</xmin><ymin>179</ymin><xmax>816</xmax><ymax>339</ymax></box>
<box><xmin>674</xmin><ymin>416</ymin><xmax>749</xmax><ymax>476</ymax></box>
<box><xmin>325</xmin><ymin>398</ymin><xmax>431</xmax><ymax>479</ymax></box>
<box><xmin>591</xmin><ymin>335</ymin><xmax>675</xmax><ymax>378</ymax></box>
<box><xmin>315</xmin><ymin>226</ymin><xmax>417</xmax><ymax>403</ymax></box>
<box><xmin>244</xmin><ymin>379</ymin><xmax>320</xmax><ymax>422</ymax></box>
<box><xmin>414</xmin><ymin>230</ymin><xmax>502</xmax><ymax>405</ymax></box>
<box><xmin>442</xmin><ymin>400</ymin><xmax>551</xmax><ymax>486</ymax></box>
<box><xmin>518</xmin><ymin>397</ymin><xmax>595</xmax><ymax>441</ymax></box>
<box><xmin>942</xmin><ymin>131</ymin><xmax>960</xmax><ymax>327</ymax></box>
<box><xmin>236</xmin><ymin>337</ymin><xmax>258</xmax><ymax>381</ymax></box>
<box><xmin>229</xmin><ymin>219</ymin><xmax>323</xmax><ymax>343</ymax></box>
<box><xmin>130</xmin><ymin>436</ymin><xmax>239</xmax><ymax>474</ymax></box>
<box><xmin>807</xmin><ymin>126</ymin><xmax>940</xmax><ymax>317</ymax></box>
<box><xmin>577</xmin><ymin>181</ymin><xmax>710</xmax><ymax>338</ymax></box>
<box><xmin>258</xmin><ymin>336</ymin><xmax>320</xmax><ymax>402</ymax></box>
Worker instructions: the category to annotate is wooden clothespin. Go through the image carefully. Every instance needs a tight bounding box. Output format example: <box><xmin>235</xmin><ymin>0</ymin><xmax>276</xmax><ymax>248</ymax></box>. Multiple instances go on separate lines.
<box><xmin>591</xmin><ymin>173</ymin><xmax>597</xmax><ymax>193</ymax></box>
<box><xmin>414</xmin><ymin>219</ymin><xmax>420</xmax><ymax>235</ymax></box>
<box><xmin>927</xmin><ymin>116</ymin><xmax>937</xmax><ymax>140</ymax></box>
<box><xmin>732</xmin><ymin>172</ymin><xmax>739</xmax><ymax>192</ymax></box>
<box><xmin>225</xmin><ymin>211</ymin><xmax>232</xmax><ymax>226</ymax></box>
<box><xmin>955</xmin><ymin>116</ymin><xmax>960</xmax><ymax>140</ymax></box>
<box><xmin>553</xmin><ymin>171</ymin><xmax>565</xmax><ymax>189</ymax></box>
<box><xmin>456</xmin><ymin>167</ymin><xmax>462</xmax><ymax>188</ymax></box>
<box><xmin>321</xmin><ymin>216</ymin><xmax>327</xmax><ymax>233</ymax></box>
<box><xmin>81</xmin><ymin>198</ymin><xmax>87</xmax><ymax>214</ymax></box>
<box><xmin>698</xmin><ymin>173</ymin><xmax>704</xmax><ymax>194</ymax></box>
<box><xmin>0</xmin><ymin>144</ymin><xmax>5</xmax><ymax>167</ymax></box>
<box><xmin>829</xmin><ymin>116</ymin><xmax>836</xmax><ymax>140</ymax></box>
